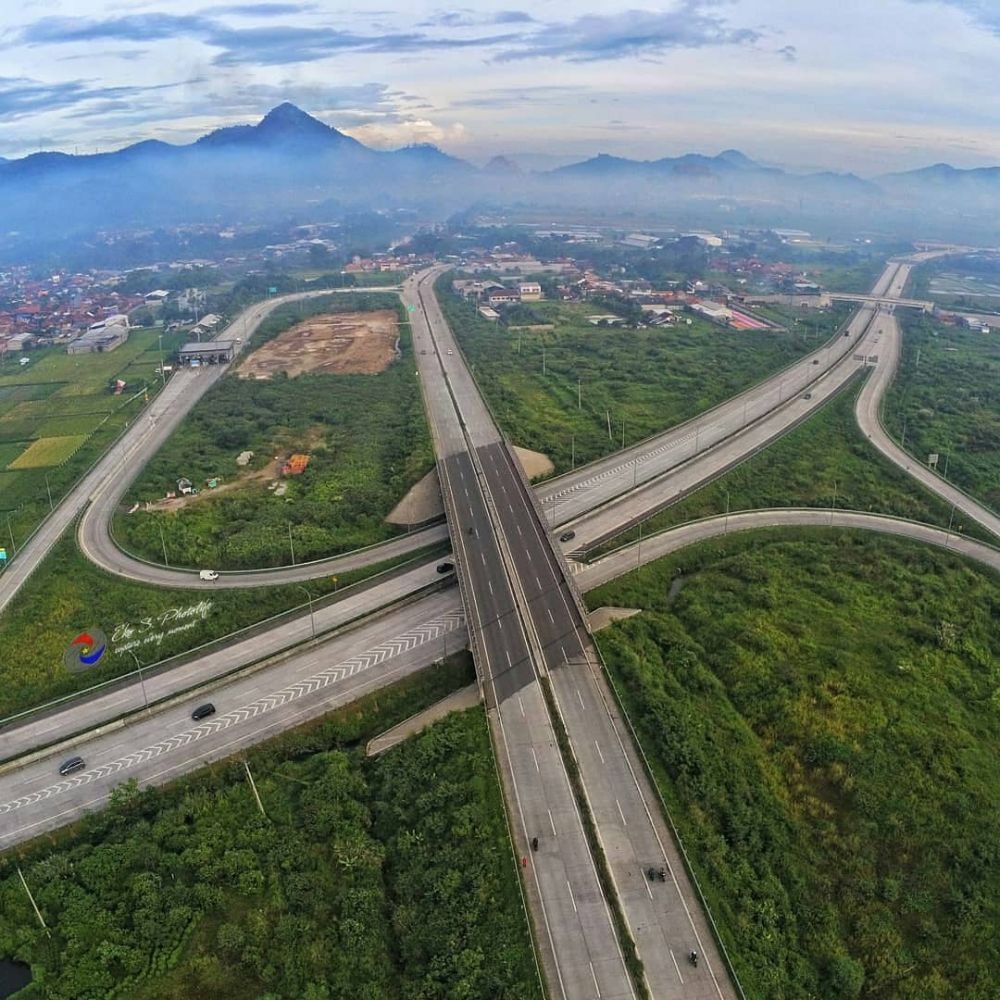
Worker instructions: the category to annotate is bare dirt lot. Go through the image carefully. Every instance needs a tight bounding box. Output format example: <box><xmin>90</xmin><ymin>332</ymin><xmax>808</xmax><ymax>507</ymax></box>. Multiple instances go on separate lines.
<box><xmin>239</xmin><ymin>310</ymin><xmax>399</xmax><ymax>379</ymax></box>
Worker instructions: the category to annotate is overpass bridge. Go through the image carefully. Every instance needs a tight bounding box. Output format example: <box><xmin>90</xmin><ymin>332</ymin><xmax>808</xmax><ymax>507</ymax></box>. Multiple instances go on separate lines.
<box><xmin>829</xmin><ymin>292</ymin><xmax>934</xmax><ymax>312</ymax></box>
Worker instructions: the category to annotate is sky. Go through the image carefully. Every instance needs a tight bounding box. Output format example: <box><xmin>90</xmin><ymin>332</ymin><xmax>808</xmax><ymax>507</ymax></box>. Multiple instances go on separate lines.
<box><xmin>0</xmin><ymin>0</ymin><xmax>997</xmax><ymax>174</ymax></box>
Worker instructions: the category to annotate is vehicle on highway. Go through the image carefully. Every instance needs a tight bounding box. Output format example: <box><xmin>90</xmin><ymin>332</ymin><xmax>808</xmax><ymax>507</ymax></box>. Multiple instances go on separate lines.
<box><xmin>58</xmin><ymin>756</ymin><xmax>85</xmax><ymax>776</ymax></box>
<box><xmin>191</xmin><ymin>703</ymin><xmax>216</xmax><ymax>721</ymax></box>
<box><xmin>199</xmin><ymin>569</ymin><xmax>219</xmax><ymax>581</ymax></box>
<box><xmin>812</xmin><ymin>358</ymin><xmax>820</xmax><ymax>364</ymax></box>
<box><xmin>559</xmin><ymin>530</ymin><xmax>576</xmax><ymax>543</ymax></box>
<box><xmin>447</xmin><ymin>349</ymin><xmax>453</xmax><ymax>355</ymax></box>
<box><xmin>803</xmin><ymin>392</ymin><xmax>812</xmax><ymax>400</ymax></box>
<box><xmin>436</xmin><ymin>561</ymin><xmax>454</xmax><ymax>574</ymax></box>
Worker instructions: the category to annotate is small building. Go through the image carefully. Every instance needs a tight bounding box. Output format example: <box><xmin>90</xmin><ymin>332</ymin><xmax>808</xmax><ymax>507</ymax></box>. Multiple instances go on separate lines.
<box><xmin>478</xmin><ymin>306</ymin><xmax>500</xmax><ymax>321</ymax></box>
<box><xmin>68</xmin><ymin>315</ymin><xmax>130</xmax><ymax>355</ymax></box>
<box><xmin>518</xmin><ymin>282</ymin><xmax>542</xmax><ymax>301</ymax></box>
<box><xmin>689</xmin><ymin>301</ymin><xmax>732</xmax><ymax>325</ymax></box>
<box><xmin>178</xmin><ymin>340</ymin><xmax>235</xmax><ymax>366</ymax></box>
<box><xmin>488</xmin><ymin>290</ymin><xmax>520</xmax><ymax>307</ymax></box>
<box><xmin>282</xmin><ymin>454</ymin><xmax>310</xmax><ymax>476</ymax></box>
<box><xmin>620</xmin><ymin>233</ymin><xmax>660</xmax><ymax>250</ymax></box>
<box><xmin>144</xmin><ymin>290</ymin><xmax>170</xmax><ymax>303</ymax></box>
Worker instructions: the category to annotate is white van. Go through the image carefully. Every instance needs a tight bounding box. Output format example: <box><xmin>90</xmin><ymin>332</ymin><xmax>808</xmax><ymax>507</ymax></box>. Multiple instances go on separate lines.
<box><xmin>199</xmin><ymin>569</ymin><xmax>219</xmax><ymax>582</ymax></box>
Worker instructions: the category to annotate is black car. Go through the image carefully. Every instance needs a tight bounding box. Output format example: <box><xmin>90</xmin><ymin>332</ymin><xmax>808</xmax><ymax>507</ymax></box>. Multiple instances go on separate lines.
<box><xmin>58</xmin><ymin>756</ymin><xmax>85</xmax><ymax>776</ymax></box>
<box><xmin>436</xmin><ymin>561</ymin><xmax>454</xmax><ymax>574</ymax></box>
<box><xmin>559</xmin><ymin>531</ymin><xmax>576</xmax><ymax>543</ymax></box>
<box><xmin>191</xmin><ymin>703</ymin><xmax>216</xmax><ymax>721</ymax></box>
<box><xmin>812</xmin><ymin>358</ymin><xmax>820</xmax><ymax>364</ymax></box>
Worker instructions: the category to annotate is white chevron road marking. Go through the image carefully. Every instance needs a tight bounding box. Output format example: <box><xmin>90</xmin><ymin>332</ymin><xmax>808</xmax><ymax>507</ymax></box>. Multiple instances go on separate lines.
<box><xmin>0</xmin><ymin>611</ymin><xmax>465</xmax><ymax>818</ymax></box>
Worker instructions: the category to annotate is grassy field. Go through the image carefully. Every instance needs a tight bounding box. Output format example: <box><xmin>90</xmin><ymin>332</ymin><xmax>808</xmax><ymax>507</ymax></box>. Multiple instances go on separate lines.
<box><xmin>0</xmin><ymin>660</ymin><xmax>541</xmax><ymax>999</ymax></box>
<box><xmin>113</xmin><ymin>295</ymin><xmax>435</xmax><ymax>570</ymax></box>
<box><xmin>587</xmin><ymin>531</ymin><xmax>1000</xmax><ymax>999</ymax></box>
<box><xmin>590</xmin><ymin>382</ymin><xmax>979</xmax><ymax>556</ymax></box>
<box><xmin>439</xmin><ymin>282</ymin><xmax>849</xmax><ymax>476</ymax></box>
<box><xmin>0</xmin><ymin>327</ymin><xmax>188</xmax><ymax>547</ymax></box>
<box><xmin>885</xmin><ymin>315</ymin><xmax>999</xmax><ymax>512</ymax></box>
<box><xmin>0</xmin><ymin>526</ymin><xmax>444</xmax><ymax>722</ymax></box>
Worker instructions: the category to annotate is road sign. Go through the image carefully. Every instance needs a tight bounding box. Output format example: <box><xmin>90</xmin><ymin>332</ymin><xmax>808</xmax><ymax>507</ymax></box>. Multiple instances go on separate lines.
<box><xmin>407</xmin><ymin>304</ymin><xmax>415</xmax><ymax>313</ymax></box>
<box><xmin>929</xmin><ymin>453</ymin><xmax>939</xmax><ymax>468</ymax></box>
<box><xmin>0</xmin><ymin>547</ymin><xmax>6</xmax><ymax>562</ymax></box>
<box><xmin>268</xmin><ymin>286</ymin><xmax>278</xmax><ymax>295</ymax></box>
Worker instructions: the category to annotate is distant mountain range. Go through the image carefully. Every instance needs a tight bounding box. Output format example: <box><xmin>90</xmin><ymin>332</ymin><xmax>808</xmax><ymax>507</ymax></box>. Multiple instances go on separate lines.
<box><xmin>1</xmin><ymin>103</ymin><xmax>997</xmax><ymax>244</ymax></box>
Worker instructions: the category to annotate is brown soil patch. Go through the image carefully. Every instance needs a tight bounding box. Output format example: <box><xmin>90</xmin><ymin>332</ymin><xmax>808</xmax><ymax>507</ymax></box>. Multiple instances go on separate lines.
<box><xmin>513</xmin><ymin>446</ymin><xmax>554</xmax><ymax>480</ymax></box>
<box><xmin>239</xmin><ymin>310</ymin><xmax>399</xmax><ymax>379</ymax></box>
<box><xmin>589</xmin><ymin>606</ymin><xmax>641</xmax><ymax>632</ymax></box>
<box><xmin>386</xmin><ymin>468</ymin><xmax>443</xmax><ymax>525</ymax></box>
<box><xmin>144</xmin><ymin>455</ymin><xmax>285</xmax><ymax>512</ymax></box>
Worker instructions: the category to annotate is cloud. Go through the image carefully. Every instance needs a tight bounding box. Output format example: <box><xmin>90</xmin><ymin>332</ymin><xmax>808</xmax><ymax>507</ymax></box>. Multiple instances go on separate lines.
<box><xmin>345</xmin><ymin>117</ymin><xmax>467</xmax><ymax>149</ymax></box>
<box><xmin>776</xmin><ymin>44</ymin><xmax>796</xmax><ymax>61</ymax></box>
<box><xmin>420</xmin><ymin>9</ymin><xmax>535</xmax><ymax>27</ymax></box>
<box><xmin>449</xmin><ymin>85</ymin><xmax>590</xmax><ymax>109</ymax></box>
<box><xmin>0</xmin><ymin>76</ymin><xmax>173</xmax><ymax>122</ymax></box>
<box><xmin>906</xmin><ymin>0</ymin><xmax>1000</xmax><ymax>34</ymax></box>
<box><xmin>200</xmin><ymin>4</ymin><xmax>318</xmax><ymax>15</ymax></box>
<box><xmin>495</xmin><ymin>3</ymin><xmax>762</xmax><ymax>62</ymax></box>
<box><xmin>16</xmin><ymin>12</ymin><xmax>520</xmax><ymax>67</ymax></box>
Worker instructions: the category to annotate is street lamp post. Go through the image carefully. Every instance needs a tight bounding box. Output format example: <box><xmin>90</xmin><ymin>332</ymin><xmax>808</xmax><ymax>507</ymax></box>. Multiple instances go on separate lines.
<box><xmin>724</xmin><ymin>489</ymin><xmax>730</xmax><ymax>535</ymax></box>
<box><xmin>127</xmin><ymin>650</ymin><xmax>151</xmax><ymax>715</ymax></box>
<box><xmin>296</xmin><ymin>586</ymin><xmax>316</xmax><ymax>639</ymax></box>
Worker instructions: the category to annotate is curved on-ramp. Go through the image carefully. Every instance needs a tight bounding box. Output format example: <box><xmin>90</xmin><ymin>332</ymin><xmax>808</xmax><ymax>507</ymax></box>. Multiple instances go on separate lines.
<box><xmin>855</xmin><ymin>314</ymin><xmax>999</xmax><ymax>541</ymax></box>
<box><xmin>577</xmin><ymin>508</ymin><xmax>1000</xmax><ymax>591</ymax></box>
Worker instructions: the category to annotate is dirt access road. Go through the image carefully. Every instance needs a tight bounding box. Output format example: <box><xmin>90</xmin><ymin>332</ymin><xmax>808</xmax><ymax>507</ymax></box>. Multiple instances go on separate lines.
<box><xmin>238</xmin><ymin>310</ymin><xmax>399</xmax><ymax>378</ymax></box>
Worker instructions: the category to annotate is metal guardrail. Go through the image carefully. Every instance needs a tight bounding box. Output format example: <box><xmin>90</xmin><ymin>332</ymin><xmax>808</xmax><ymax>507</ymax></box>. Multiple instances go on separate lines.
<box><xmin>0</xmin><ymin>544</ymin><xmax>446</xmax><ymax>739</ymax></box>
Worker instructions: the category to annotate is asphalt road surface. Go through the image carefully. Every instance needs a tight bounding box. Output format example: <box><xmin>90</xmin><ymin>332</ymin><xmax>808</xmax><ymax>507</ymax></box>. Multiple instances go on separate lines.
<box><xmin>855</xmin><ymin>313</ymin><xmax>999</xmax><ymax>540</ymax></box>
<box><xmin>412</xmin><ymin>269</ymin><xmax>734</xmax><ymax>999</ymax></box>
<box><xmin>5</xmin><ymin>507</ymin><xmax>994</xmax><ymax>855</ymax></box>
<box><xmin>0</xmin><ymin>590</ymin><xmax>466</xmax><ymax>852</ymax></box>
<box><xmin>409</xmin><ymin>269</ymin><xmax>638</xmax><ymax>1000</ymax></box>
<box><xmin>0</xmin><ymin>560</ymin><xmax>450</xmax><ymax>762</ymax></box>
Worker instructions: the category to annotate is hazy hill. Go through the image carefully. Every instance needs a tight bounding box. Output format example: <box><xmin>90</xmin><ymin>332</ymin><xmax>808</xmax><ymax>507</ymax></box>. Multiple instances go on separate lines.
<box><xmin>0</xmin><ymin>103</ymin><xmax>998</xmax><ymax>245</ymax></box>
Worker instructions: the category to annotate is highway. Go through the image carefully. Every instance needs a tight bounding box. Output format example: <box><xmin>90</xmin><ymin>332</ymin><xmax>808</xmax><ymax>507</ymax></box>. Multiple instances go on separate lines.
<box><xmin>62</xmin><ymin>262</ymin><xmax>920</xmax><ymax>599</ymax></box>
<box><xmin>4</xmin><ymin>251</ymin><xmax>996</xmax><ymax>999</ymax></box>
<box><xmin>0</xmin><ymin>288</ymin><xmax>351</xmax><ymax>615</ymax></box>
<box><xmin>4</xmin><ymin>506</ymin><xmax>995</xmax><ymax>855</ymax></box>
<box><xmin>0</xmin><ymin>591</ymin><xmax>466</xmax><ymax>852</ymax></box>
<box><xmin>576</xmin><ymin>508</ymin><xmax>1000</xmax><ymax>592</ymax></box>
<box><xmin>408</xmin><ymin>269</ymin><xmax>638</xmax><ymax>1000</ymax></box>
<box><xmin>855</xmin><ymin>313</ymin><xmax>1000</xmax><ymax>539</ymax></box>
<box><xmin>0</xmin><ymin>560</ymin><xmax>451</xmax><ymax>763</ymax></box>
<box><xmin>412</xmin><ymin>270</ymin><xmax>734</xmax><ymax>998</ymax></box>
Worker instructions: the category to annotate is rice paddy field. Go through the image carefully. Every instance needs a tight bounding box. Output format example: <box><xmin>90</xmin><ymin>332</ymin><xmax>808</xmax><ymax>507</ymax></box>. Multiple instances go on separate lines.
<box><xmin>0</xmin><ymin>327</ymin><xmax>188</xmax><ymax>547</ymax></box>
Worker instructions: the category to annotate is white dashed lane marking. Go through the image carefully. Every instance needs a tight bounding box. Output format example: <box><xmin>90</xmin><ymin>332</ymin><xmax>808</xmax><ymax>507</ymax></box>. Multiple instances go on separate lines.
<box><xmin>0</xmin><ymin>612</ymin><xmax>465</xmax><ymax>818</ymax></box>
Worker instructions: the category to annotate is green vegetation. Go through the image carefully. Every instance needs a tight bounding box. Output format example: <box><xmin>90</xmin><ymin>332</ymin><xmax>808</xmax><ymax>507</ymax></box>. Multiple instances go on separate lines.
<box><xmin>115</xmin><ymin>295</ymin><xmax>435</xmax><ymax>569</ymax></box>
<box><xmin>587</xmin><ymin>532</ymin><xmax>1000</xmax><ymax>999</ymax></box>
<box><xmin>885</xmin><ymin>315</ymin><xmax>999</xmax><ymax>512</ymax></box>
<box><xmin>440</xmin><ymin>283</ymin><xmax>833</xmax><ymax>476</ymax></box>
<box><xmin>0</xmin><ymin>328</ymin><xmax>187</xmax><ymax>545</ymax></box>
<box><xmin>0</xmin><ymin>660</ymin><xmax>541</xmax><ymax>999</ymax></box>
<box><xmin>0</xmin><ymin>527</ymin><xmax>442</xmax><ymax>722</ymax></box>
<box><xmin>591</xmin><ymin>384</ymin><xmax>977</xmax><ymax>556</ymax></box>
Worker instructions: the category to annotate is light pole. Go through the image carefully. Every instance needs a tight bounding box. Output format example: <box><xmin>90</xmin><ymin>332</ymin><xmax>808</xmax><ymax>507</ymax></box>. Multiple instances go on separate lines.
<box><xmin>288</xmin><ymin>523</ymin><xmax>296</xmax><ymax>566</ymax></box>
<box><xmin>724</xmin><ymin>488</ymin><xmax>730</xmax><ymax>535</ymax></box>
<box><xmin>571</xmin><ymin>434</ymin><xmax>575</xmax><ymax>471</ymax></box>
<box><xmin>157</xmin><ymin>332</ymin><xmax>165</xmax><ymax>386</ymax></box>
<box><xmin>44</xmin><ymin>474</ymin><xmax>54</xmax><ymax>512</ymax></box>
<box><xmin>158</xmin><ymin>524</ymin><xmax>169</xmax><ymax>566</ymax></box>
<box><xmin>127</xmin><ymin>650</ymin><xmax>151</xmax><ymax>715</ymax></box>
<box><xmin>296</xmin><ymin>586</ymin><xmax>316</xmax><ymax>639</ymax></box>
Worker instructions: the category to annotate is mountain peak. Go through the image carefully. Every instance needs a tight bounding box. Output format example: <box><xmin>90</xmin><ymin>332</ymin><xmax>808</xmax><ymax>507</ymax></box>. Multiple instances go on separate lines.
<box><xmin>257</xmin><ymin>103</ymin><xmax>339</xmax><ymax>140</ymax></box>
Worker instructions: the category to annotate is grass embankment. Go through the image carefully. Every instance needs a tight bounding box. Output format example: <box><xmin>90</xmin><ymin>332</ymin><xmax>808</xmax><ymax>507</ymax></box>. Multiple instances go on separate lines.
<box><xmin>0</xmin><ymin>660</ymin><xmax>541</xmax><ymax>999</ymax></box>
<box><xmin>115</xmin><ymin>294</ymin><xmax>434</xmax><ymax>570</ymax></box>
<box><xmin>587</xmin><ymin>532</ymin><xmax>1000</xmax><ymax>999</ymax></box>
<box><xmin>590</xmin><ymin>385</ymin><xmax>980</xmax><ymax>557</ymax></box>
<box><xmin>0</xmin><ymin>527</ymin><xmax>443</xmax><ymax>722</ymax></box>
<box><xmin>0</xmin><ymin>328</ymin><xmax>188</xmax><ymax>546</ymax></box>
<box><xmin>885</xmin><ymin>315</ymin><xmax>999</xmax><ymax>512</ymax></box>
<box><xmin>439</xmin><ymin>286</ymin><xmax>846</xmax><ymax>476</ymax></box>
